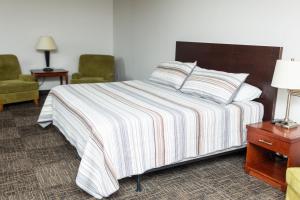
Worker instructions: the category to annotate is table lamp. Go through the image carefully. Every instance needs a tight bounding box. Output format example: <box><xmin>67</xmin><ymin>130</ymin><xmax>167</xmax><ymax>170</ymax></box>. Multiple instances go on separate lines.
<box><xmin>36</xmin><ymin>36</ymin><xmax>57</xmax><ymax>72</ymax></box>
<box><xmin>271</xmin><ymin>59</ymin><xmax>300</xmax><ymax>129</ymax></box>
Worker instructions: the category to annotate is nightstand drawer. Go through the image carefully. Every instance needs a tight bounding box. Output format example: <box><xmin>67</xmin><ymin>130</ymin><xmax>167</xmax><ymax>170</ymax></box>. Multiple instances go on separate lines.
<box><xmin>248</xmin><ymin>129</ymin><xmax>289</xmax><ymax>155</ymax></box>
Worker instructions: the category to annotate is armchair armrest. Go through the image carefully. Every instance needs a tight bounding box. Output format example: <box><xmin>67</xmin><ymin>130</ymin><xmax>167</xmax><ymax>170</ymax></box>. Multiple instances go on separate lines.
<box><xmin>72</xmin><ymin>73</ymin><xmax>82</xmax><ymax>79</ymax></box>
<box><xmin>106</xmin><ymin>73</ymin><xmax>115</xmax><ymax>81</ymax></box>
<box><xmin>19</xmin><ymin>74</ymin><xmax>36</xmax><ymax>82</ymax></box>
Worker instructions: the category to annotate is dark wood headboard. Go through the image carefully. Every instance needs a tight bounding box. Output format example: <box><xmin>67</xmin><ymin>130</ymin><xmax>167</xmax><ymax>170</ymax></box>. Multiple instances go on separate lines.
<box><xmin>175</xmin><ymin>41</ymin><xmax>283</xmax><ymax>121</ymax></box>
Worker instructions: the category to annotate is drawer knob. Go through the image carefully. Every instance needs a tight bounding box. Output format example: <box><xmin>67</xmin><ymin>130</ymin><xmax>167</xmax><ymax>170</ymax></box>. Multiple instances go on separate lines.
<box><xmin>258</xmin><ymin>139</ymin><xmax>273</xmax><ymax>146</ymax></box>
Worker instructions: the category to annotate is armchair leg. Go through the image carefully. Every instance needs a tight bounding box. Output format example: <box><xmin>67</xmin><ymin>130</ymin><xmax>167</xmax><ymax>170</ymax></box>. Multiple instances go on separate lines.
<box><xmin>34</xmin><ymin>98</ymin><xmax>39</xmax><ymax>106</ymax></box>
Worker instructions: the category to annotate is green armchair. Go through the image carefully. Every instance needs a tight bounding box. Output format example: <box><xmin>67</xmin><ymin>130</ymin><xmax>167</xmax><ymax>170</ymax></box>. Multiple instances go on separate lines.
<box><xmin>0</xmin><ymin>55</ymin><xmax>39</xmax><ymax>111</ymax></box>
<box><xmin>286</xmin><ymin>168</ymin><xmax>300</xmax><ymax>200</ymax></box>
<box><xmin>71</xmin><ymin>54</ymin><xmax>115</xmax><ymax>84</ymax></box>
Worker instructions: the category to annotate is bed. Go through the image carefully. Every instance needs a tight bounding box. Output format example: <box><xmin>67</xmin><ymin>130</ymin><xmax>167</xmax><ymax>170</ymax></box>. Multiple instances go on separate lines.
<box><xmin>38</xmin><ymin>42</ymin><xmax>282</xmax><ymax>199</ymax></box>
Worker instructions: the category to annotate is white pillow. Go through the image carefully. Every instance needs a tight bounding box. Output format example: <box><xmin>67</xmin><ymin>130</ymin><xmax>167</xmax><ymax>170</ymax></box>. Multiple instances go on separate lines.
<box><xmin>233</xmin><ymin>83</ymin><xmax>262</xmax><ymax>102</ymax></box>
<box><xmin>149</xmin><ymin>61</ymin><xmax>197</xmax><ymax>89</ymax></box>
<box><xmin>181</xmin><ymin>67</ymin><xmax>249</xmax><ymax>104</ymax></box>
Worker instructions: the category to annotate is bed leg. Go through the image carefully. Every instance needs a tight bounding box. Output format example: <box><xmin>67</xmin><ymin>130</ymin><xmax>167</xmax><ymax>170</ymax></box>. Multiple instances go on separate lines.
<box><xmin>135</xmin><ymin>175</ymin><xmax>142</xmax><ymax>192</ymax></box>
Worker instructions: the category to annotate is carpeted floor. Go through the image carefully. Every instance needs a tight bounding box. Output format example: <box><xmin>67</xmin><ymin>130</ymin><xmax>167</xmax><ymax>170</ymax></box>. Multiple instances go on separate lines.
<box><xmin>0</xmin><ymin>97</ymin><xmax>285</xmax><ymax>200</ymax></box>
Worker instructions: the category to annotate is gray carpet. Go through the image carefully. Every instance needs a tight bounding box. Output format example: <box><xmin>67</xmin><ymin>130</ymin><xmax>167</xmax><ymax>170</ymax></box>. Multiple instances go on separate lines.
<box><xmin>0</xmin><ymin>98</ymin><xmax>285</xmax><ymax>200</ymax></box>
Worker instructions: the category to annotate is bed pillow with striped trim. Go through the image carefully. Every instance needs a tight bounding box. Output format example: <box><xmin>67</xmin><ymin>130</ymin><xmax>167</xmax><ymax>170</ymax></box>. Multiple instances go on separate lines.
<box><xmin>149</xmin><ymin>61</ymin><xmax>197</xmax><ymax>89</ymax></box>
<box><xmin>181</xmin><ymin>67</ymin><xmax>249</xmax><ymax>104</ymax></box>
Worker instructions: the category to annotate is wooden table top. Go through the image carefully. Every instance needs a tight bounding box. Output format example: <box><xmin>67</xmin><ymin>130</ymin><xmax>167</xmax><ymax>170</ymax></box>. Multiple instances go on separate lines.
<box><xmin>247</xmin><ymin>121</ymin><xmax>300</xmax><ymax>143</ymax></box>
<box><xmin>31</xmin><ymin>69</ymin><xmax>68</xmax><ymax>74</ymax></box>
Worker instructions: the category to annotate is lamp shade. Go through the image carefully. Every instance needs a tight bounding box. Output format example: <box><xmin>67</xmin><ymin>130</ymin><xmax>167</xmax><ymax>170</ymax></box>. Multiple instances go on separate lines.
<box><xmin>36</xmin><ymin>36</ymin><xmax>57</xmax><ymax>51</ymax></box>
<box><xmin>271</xmin><ymin>59</ymin><xmax>300</xmax><ymax>89</ymax></box>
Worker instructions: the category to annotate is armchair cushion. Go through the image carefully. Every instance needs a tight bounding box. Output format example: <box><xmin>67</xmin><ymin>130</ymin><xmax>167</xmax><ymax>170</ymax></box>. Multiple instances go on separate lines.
<box><xmin>106</xmin><ymin>73</ymin><xmax>115</xmax><ymax>82</ymax></box>
<box><xmin>0</xmin><ymin>80</ymin><xmax>38</xmax><ymax>94</ymax></box>
<box><xmin>71</xmin><ymin>77</ymin><xmax>105</xmax><ymax>84</ymax></box>
<box><xmin>19</xmin><ymin>74</ymin><xmax>36</xmax><ymax>82</ymax></box>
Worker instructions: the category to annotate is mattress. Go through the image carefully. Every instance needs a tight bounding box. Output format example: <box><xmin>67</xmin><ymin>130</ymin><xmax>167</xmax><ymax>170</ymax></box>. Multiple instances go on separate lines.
<box><xmin>38</xmin><ymin>80</ymin><xmax>263</xmax><ymax>199</ymax></box>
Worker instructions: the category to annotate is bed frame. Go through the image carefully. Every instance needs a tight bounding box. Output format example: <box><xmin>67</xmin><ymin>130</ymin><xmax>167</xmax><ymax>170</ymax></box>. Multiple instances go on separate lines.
<box><xmin>134</xmin><ymin>41</ymin><xmax>283</xmax><ymax>192</ymax></box>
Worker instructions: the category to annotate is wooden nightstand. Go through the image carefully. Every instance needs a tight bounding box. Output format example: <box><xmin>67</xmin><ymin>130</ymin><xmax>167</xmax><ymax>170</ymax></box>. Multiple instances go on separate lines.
<box><xmin>245</xmin><ymin>121</ymin><xmax>300</xmax><ymax>191</ymax></box>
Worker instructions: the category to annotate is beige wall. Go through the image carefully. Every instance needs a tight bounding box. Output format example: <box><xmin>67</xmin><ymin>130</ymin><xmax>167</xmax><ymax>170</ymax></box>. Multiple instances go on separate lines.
<box><xmin>113</xmin><ymin>0</ymin><xmax>133</xmax><ymax>81</ymax></box>
<box><xmin>0</xmin><ymin>0</ymin><xmax>113</xmax><ymax>89</ymax></box>
<box><xmin>1</xmin><ymin>0</ymin><xmax>300</xmax><ymax>122</ymax></box>
<box><xmin>113</xmin><ymin>0</ymin><xmax>300</xmax><ymax>122</ymax></box>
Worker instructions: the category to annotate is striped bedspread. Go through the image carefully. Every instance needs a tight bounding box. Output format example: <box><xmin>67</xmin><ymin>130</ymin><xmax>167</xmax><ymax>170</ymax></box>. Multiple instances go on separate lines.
<box><xmin>38</xmin><ymin>80</ymin><xmax>263</xmax><ymax>199</ymax></box>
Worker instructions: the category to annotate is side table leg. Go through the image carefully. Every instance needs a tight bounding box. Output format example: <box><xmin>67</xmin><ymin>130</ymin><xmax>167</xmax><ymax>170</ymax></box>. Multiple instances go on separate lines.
<box><xmin>65</xmin><ymin>75</ymin><xmax>69</xmax><ymax>84</ymax></box>
<box><xmin>60</xmin><ymin>76</ymin><xmax>63</xmax><ymax>85</ymax></box>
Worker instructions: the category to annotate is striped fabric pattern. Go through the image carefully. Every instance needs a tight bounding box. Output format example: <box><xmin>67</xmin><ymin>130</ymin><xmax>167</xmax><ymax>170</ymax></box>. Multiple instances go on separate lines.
<box><xmin>38</xmin><ymin>80</ymin><xmax>262</xmax><ymax>199</ymax></box>
<box><xmin>181</xmin><ymin>68</ymin><xmax>249</xmax><ymax>104</ymax></box>
<box><xmin>149</xmin><ymin>61</ymin><xmax>196</xmax><ymax>89</ymax></box>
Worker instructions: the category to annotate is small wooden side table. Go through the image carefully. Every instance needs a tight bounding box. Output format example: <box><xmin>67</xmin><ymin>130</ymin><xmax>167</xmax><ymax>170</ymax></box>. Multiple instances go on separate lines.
<box><xmin>31</xmin><ymin>69</ymin><xmax>69</xmax><ymax>85</ymax></box>
<box><xmin>245</xmin><ymin>121</ymin><xmax>300</xmax><ymax>191</ymax></box>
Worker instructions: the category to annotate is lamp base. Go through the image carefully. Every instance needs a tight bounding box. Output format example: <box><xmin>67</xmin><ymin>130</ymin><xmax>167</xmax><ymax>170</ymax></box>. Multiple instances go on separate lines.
<box><xmin>43</xmin><ymin>67</ymin><xmax>54</xmax><ymax>72</ymax></box>
<box><xmin>275</xmin><ymin>120</ymin><xmax>298</xmax><ymax>129</ymax></box>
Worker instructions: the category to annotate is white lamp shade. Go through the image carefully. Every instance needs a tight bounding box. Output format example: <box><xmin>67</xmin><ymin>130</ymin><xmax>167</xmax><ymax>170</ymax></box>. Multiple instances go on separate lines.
<box><xmin>36</xmin><ymin>36</ymin><xmax>57</xmax><ymax>51</ymax></box>
<box><xmin>271</xmin><ymin>60</ymin><xmax>300</xmax><ymax>90</ymax></box>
